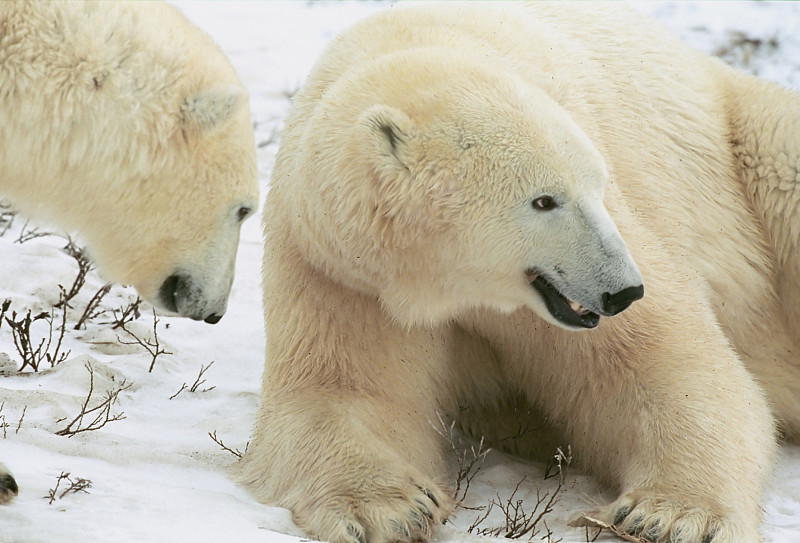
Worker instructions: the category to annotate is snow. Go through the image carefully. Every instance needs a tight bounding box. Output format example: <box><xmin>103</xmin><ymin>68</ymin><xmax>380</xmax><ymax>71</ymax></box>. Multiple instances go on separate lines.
<box><xmin>1</xmin><ymin>2</ymin><xmax>799</xmax><ymax>542</ymax></box>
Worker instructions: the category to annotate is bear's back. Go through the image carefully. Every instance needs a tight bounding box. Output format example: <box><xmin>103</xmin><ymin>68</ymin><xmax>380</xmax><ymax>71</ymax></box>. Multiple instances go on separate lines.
<box><xmin>287</xmin><ymin>3</ymin><xmax>716</xmax><ymax>126</ymax></box>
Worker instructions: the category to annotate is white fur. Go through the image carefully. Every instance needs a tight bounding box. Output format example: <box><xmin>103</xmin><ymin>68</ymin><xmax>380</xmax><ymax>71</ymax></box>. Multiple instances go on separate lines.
<box><xmin>0</xmin><ymin>1</ymin><xmax>258</xmax><ymax>321</ymax></box>
<box><xmin>240</xmin><ymin>4</ymin><xmax>799</xmax><ymax>543</ymax></box>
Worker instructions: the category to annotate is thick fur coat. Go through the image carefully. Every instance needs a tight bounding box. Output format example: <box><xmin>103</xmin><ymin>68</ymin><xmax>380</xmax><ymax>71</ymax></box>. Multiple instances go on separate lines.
<box><xmin>241</xmin><ymin>4</ymin><xmax>800</xmax><ymax>543</ymax></box>
<box><xmin>0</xmin><ymin>0</ymin><xmax>259</xmax><ymax>322</ymax></box>
<box><xmin>0</xmin><ymin>0</ymin><xmax>258</xmax><ymax>504</ymax></box>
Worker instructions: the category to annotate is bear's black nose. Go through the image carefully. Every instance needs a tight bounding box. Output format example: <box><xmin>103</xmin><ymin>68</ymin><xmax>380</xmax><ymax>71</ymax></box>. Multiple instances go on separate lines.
<box><xmin>159</xmin><ymin>274</ymin><xmax>183</xmax><ymax>313</ymax></box>
<box><xmin>204</xmin><ymin>313</ymin><xmax>222</xmax><ymax>324</ymax></box>
<box><xmin>602</xmin><ymin>285</ymin><xmax>644</xmax><ymax>316</ymax></box>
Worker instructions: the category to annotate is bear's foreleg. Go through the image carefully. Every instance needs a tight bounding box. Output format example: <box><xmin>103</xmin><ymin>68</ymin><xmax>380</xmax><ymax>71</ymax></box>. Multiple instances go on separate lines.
<box><xmin>239</xmin><ymin>244</ymin><xmax>455</xmax><ymax>543</ymax></box>
<box><xmin>537</xmin><ymin>297</ymin><xmax>776</xmax><ymax>542</ymax></box>
<box><xmin>239</xmin><ymin>390</ymin><xmax>453</xmax><ymax>543</ymax></box>
<box><xmin>0</xmin><ymin>464</ymin><xmax>18</xmax><ymax>504</ymax></box>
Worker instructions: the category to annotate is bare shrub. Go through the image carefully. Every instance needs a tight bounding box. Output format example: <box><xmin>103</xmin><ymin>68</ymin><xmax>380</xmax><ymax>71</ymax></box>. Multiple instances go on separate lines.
<box><xmin>431</xmin><ymin>412</ymin><xmax>491</xmax><ymax>504</ymax></box>
<box><xmin>14</xmin><ymin>219</ymin><xmax>50</xmax><ymax>244</ymax></box>
<box><xmin>108</xmin><ymin>296</ymin><xmax>142</xmax><ymax>329</ymax></box>
<box><xmin>5</xmin><ymin>292</ymin><xmax>70</xmax><ymax>372</ymax></box>
<box><xmin>119</xmin><ymin>309</ymin><xmax>171</xmax><ymax>372</ymax></box>
<box><xmin>15</xmin><ymin>406</ymin><xmax>26</xmax><ymax>435</ymax></box>
<box><xmin>56</xmin><ymin>238</ymin><xmax>93</xmax><ymax>309</ymax></box>
<box><xmin>0</xmin><ymin>404</ymin><xmax>27</xmax><ymax>439</ymax></box>
<box><xmin>467</xmin><ymin>446</ymin><xmax>572</xmax><ymax>542</ymax></box>
<box><xmin>0</xmin><ymin>201</ymin><xmax>15</xmax><ymax>237</ymax></box>
<box><xmin>45</xmin><ymin>472</ymin><xmax>92</xmax><ymax>504</ymax></box>
<box><xmin>0</xmin><ymin>299</ymin><xmax>9</xmax><ymax>328</ymax></box>
<box><xmin>55</xmin><ymin>364</ymin><xmax>131</xmax><ymax>437</ymax></box>
<box><xmin>714</xmin><ymin>30</ymin><xmax>779</xmax><ymax>70</ymax></box>
<box><xmin>576</xmin><ymin>514</ymin><xmax>651</xmax><ymax>543</ymax></box>
<box><xmin>170</xmin><ymin>361</ymin><xmax>216</xmax><ymax>399</ymax></box>
<box><xmin>209</xmin><ymin>430</ymin><xmax>248</xmax><ymax>459</ymax></box>
<box><xmin>73</xmin><ymin>283</ymin><xmax>112</xmax><ymax>330</ymax></box>
<box><xmin>0</xmin><ymin>402</ymin><xmax>7</xmax><ymax>439</ymax></box>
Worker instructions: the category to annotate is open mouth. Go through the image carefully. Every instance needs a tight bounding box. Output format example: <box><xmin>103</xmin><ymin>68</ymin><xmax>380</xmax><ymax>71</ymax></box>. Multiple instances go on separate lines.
<box><xmin>525</xmin><ymin>269</ymin><xmax>600</xmax><ymax>329</ymax></box>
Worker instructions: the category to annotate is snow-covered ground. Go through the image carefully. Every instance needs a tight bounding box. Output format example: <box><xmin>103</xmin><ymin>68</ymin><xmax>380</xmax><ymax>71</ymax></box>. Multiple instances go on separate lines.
<box><xmin>1</xmin><ymin>2</ymin><xmax>799</xmax><ymax>542</ymax></box>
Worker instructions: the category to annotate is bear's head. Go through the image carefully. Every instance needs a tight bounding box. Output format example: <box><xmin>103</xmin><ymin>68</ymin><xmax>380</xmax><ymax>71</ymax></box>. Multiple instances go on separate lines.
<box><xmin>293</xmin><ymin>52</ymin><xmax>643</xmax><ymax>330</ymax></box>
<box><xmin>71</xmin><ymin>86</ymin><xmax>258</xmax><ymax>324</ymax></box>
<box><xmin>0</xmin><ymin>2</ymin><xmax>258</xmax><ymax>324</ymax></box>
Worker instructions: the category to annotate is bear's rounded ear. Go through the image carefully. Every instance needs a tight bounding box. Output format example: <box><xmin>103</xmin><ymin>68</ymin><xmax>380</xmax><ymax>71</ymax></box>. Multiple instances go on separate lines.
<box><xmin>181</xmin><ymin>85</ymin><xmax>247</xmax><ymax>136</ymax></box>
<box><xmin>360</xmin><ymin>104</ymin><xmax>416</xmax><ymax>172</ymax></box>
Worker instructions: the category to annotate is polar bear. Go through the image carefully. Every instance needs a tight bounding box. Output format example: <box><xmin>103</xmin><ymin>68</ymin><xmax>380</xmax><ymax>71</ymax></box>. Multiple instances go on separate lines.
<box><xmin>239</xmin><ymin>3</ymin><xmax>799</xmax><ymax>543</ymax></box>
<box><xmin>0</xmin><ymin>1</ymin><xmax>257</xmax><ymax>503</ymax></box>
<box><xmin>0</xmin><ymin>1</ymin><xmax>258</xmax><ymax>323</ymax></box>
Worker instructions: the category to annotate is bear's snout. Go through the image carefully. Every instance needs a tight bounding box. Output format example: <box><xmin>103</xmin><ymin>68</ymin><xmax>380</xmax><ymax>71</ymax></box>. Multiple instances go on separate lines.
<box><xmin>159</xmin><ymin>273</ymin><xmax>226</xmax><ymax>324</ymax></box>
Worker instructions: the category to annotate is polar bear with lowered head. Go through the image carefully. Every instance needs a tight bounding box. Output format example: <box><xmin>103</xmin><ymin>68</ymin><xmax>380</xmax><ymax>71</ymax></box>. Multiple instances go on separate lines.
<box><xmin>0</xmin><ymin>1</ymin><xmax>258</xmax><ymax>323</ymax></box>
<box><xmin>0</xmin><ymin>1</ymin><xmax>257</xmax><ymax>503</ymax></box>
<box><xmin>239</xmin><ymin>3</ymin><xmax>800</xmax><ymax>543</ymax></box>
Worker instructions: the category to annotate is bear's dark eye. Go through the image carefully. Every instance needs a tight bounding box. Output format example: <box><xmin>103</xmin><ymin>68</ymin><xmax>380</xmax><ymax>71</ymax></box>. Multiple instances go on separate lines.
<box><xmin>532</xmin><ymin>196</ymin><xmax>557</xmax><ymax>211</ymax></box>
<box><xmin>236</xmin><ymin>206</ymin><xmax>253</xmax><ymax>222</ymax></box>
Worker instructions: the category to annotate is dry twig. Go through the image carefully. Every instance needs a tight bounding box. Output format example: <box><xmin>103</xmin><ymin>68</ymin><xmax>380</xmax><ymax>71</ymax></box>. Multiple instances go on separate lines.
<box><xmin>574</xmin><ymin>514</ymin><xmax>651</xmax><ymax>543</ymax></box>
<box><xmin>0</xmin><ymin>403</ymin><xmax>7</xmax><ymax>439</ymax></box>
<box><xmin>56</xmin><ymin>238</ymin><xmax>93</xmax><ymax>309</ymax></box>
<box><xmin>74</xmin><ymin>283</ymin><xmax>112</xmax><ymax>330</ymax></box>
<box><xmin>0</xmin><ymin>201</ymin><xmax>15</xmax><ymax>236</ymax></box>
<box><xmin>0</xmin><ymin>298</ymin><xmax>10</xmax><ymax>329</ymax></box>
<box><xmin>119</xmin><ymin>309</ymin><xmax>170</xmax><ymax>372</ymax></box>
<box><xmin>109</xmin><ymin>296</ymin><xmax>142</xmax><ymax>329</ymax></box>
<box><xmin>208</xmin><ymin>430</ymin><xmax>248</xmax><ymax>459</ymax></box>
<box><xmin>0</xmin><ymin>404</ymin><xmax>27</xmax><ymax>438</ymax></box>
<box><xmin>6</xmin><ymin>293</ymin><xmax>70</xmax><ymax>372</ymax></box>
<box><xmin>45</xmin><ymin>472</ymin><xmax>92</xmax><ymax>504</ymax></box>
<box><xmin>470</xmin><ymin>476</ymin><xmax>562</xmax><ymax>541</ymax></box>
<box><xmin>55</xmin><ymin>364</ymin><xmax>131</xmax><ymax>437</ymax></box>
<box><xmin>431</xmin><ymin>412</ymin><xmax>491</xmax><ymax>504</ymax></box>
<box><xmin>170</xmin><ymin>361</ymin><xmax>216</xmax><ymax>399</ymax></box>
<box><xmin>468</xmin><ymin>446</ymin><xmax>572</xmax><ymax>542</ymax></box>
<box><xmin>14</xmin><ymin>219</ymin><xmax>50</xmax><ymax>244</ymax></box>
<box><xmin>15</xmin><ymin>406</ymin><xmax>26</xmax><ymax>435</ymax></box>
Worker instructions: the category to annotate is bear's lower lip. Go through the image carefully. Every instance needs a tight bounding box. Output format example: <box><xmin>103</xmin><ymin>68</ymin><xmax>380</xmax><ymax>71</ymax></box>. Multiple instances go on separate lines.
<box><xmin>527</xmin><ymin>272</ymin><xmax>600</xmax><ymax>329</ymax></box>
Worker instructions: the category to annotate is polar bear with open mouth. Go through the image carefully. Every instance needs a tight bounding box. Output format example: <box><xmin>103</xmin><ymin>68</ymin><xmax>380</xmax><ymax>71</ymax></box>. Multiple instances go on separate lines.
<box><xmin>240</xmin><ymin>3</ymin><xmax>800</xmax><ymax>543</ymax></box>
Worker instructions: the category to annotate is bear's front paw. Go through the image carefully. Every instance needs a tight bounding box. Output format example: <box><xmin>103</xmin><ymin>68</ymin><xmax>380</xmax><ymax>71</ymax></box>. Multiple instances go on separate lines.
<box><xmin>298</xmin><ymin>479</ymin><xmax>452</xmax><ymax>543</ymax></box>
<box><xmin>0</xmin><ymin>464</ymin><xmax>18</xmax><ymax>505</ymax></box>
<box><xmin>570</xmin><ymin>491</ymin><xmax>759</xmax><ymax>543</ymax></box>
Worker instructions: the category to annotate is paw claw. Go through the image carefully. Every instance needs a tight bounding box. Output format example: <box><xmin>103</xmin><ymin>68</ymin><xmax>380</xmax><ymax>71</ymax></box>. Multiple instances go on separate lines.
<box><xmin>596</xmin><ymin>492</ymin><xmax>754</xmax><ymax>543</ymax></box>
<box><xmin>644</xmin><ymin>520</ymin><xmax>663</xmax><ymax>541</ymax></box>
<box><xmin>391</xmin><ymin>520</ymin><xmax>411</xmax><ymax>539</ymax></box>
<box><xmin>410</xmin><ymin>509</ymin><xmax>427</xmax><ymax>531</ymax></box>
<box><xmin>346</xmin><ymin>522</ymin><xmax>366</xmax><ymax>543</ymax></box>
<box><xmin>291</xmin><ymin>473</ymin><xmax>450</xmax><ymax>543</ymax></box>
<box><xmin>419</xmin><ymin>485</ymin><xmax>439</xmax><ymax>508</ymax></box>
<box><xmin>625</xmin><ymin>513</ymin><xmax>647</xmax><ymax>534</ymax></box>
<box><xmin>613</xmin><ymin>505</ymin><xmax>632</xmax><ymax>526</ymax></box>
<box><xmin>414</xmin><ymin>498</ymin><xmax>433</xmax><ymax>520</ymax></box>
